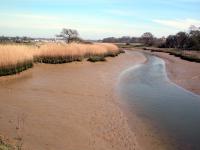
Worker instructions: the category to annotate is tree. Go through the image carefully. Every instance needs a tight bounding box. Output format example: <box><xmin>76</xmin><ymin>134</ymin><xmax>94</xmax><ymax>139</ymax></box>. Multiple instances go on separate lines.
<box><xmin>141</xmin><ymin>32</ymin><xmax>154</xmax><ymax>46</ymax></box>
<box><xmin>57</xmin><ymin>28</ymin><xmax>79</xmax><ymax>43</ymax></box>
<box><xmin>187</xmin><ymin>30</ymin><xmax>200</xmax><ymax>50</ymax></box>
<box><xmin>0</xmin><ymin>36</ymin><xmax>9</xmax><ymax>43</ymax></box>
<box><xmin>166</xmin><ymin>35</ymin><xmax>177</xmax><ymax>48</ymax></box>
<box><xmin>176</xmin><ymin>32</ymin><xmax>188</xmax><ymax>49</ymax></box>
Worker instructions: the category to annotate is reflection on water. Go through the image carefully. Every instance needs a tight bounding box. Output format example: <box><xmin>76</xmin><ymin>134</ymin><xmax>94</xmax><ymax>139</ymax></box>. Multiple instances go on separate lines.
<box><xmin>118</xmin><ymin>53</ymin><xmax>200</xmax><ymax>150</ymax></box>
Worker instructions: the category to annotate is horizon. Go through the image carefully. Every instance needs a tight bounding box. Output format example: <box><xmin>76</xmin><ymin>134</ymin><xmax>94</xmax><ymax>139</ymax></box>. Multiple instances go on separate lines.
<box><xmin>0</xmin><ymin>0</ymin><xmax>200</xmax><ymax>39</ymax></box>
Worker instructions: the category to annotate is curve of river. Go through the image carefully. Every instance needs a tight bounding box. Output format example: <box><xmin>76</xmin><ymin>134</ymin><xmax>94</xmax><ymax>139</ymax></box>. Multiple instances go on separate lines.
<box><xmin>118</xmin><ymin>52</ymin><xmax>200</xmax><ymax>150</ymax></box>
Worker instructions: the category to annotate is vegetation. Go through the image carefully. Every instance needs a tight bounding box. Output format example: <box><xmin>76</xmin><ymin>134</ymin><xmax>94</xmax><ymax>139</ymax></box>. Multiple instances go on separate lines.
<box><xmin>34</xmin><ymin>43</ymin><xmax>121</xmax><ymax>64</ymax></box>
<box><xmin>56</xmin><ymin>28</ymin><xmax>80</xmax><ymax>43</ymax></box>
<box><xmin>103</xmin><ymin>26</ymin><xmax>200</xmax><ymax>51</ymax></box>
<box><xmin>0</xmin><ymin>45</ymin><xmax>34</xmax><ymax>76</ymax></box>
<box><xmin>0</xmin><ymin>42</ymin><xmax>122</xmax><ymax>76</ymax></box>
<box><xmin>87</xmin><ymin>56</ymin><xmax>106</xmax><ymax>62</ymax></box>
<box><xmin>144</xmin><ymin>47</ymin><xmax>200</xmax><ymax>63</ymax></box>
<box><xmin>164</xmin><ymin>30</ymin><xmax>200</xmax><ymax>50</ymax></box>
<box><xmin>0</xmin><ymin>136</ymin><xmax>13</xmax><ymax>150</ymax></box>
<box><xmin>141</xmin><ymin>32</ymin><xmax>154</xmax><ymax>46</ymax></box>
<box><xmin>102</xmin><ymin>36</ymin><xmax>142</xmax><ymax>43</ymax></box>
<box><xmin>103</xmin><ymin>25</ymin><xmax>200</xmax><ymax>63</ymax></box>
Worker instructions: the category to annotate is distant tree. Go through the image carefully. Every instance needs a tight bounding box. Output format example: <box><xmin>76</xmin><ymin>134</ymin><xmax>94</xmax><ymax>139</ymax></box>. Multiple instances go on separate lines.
<box><xmin>118</xmin><ymin>36</ymin><xmax>131</xmax><ymax>43</ymax></box>
<box><xmin>166</xmin><ymin>35</ymin><xmax>177</xmax><ymax>48</ymax></box>
<box><xmin>0</xmin><ymin>36</ymin><xmax>9</xmax><ymax>43</ymax></box>
<box><xmin>102</xmin><ymin>37</ymin><xmax>117</xmax><ymax>43</ymax></box>
<box><xmin>141</xmin><ymin>32</ymin><xmax>154</xmax><ymax>46</ymax></box>
<box><xmin>175</xmin><ymin>32</ymin><xmax>189</xmax><ymax>49</ymax></box>
<box><xmin>155</xmin><ymin>36</ymin><xmax>166</xmax><ymax>48</ymax></box>
<box><xmin>187</xmin><ymin>30</ymin><xmax>200</xmax><ymax>50</ymax></box>
<box><xmin>57</xmin><ymin>28</ymin><xmax>79</xmax><ymax>43</ymax></box>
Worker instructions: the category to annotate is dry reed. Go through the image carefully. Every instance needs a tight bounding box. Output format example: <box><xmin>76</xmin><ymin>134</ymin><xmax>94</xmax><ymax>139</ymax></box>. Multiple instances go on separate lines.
<box><xmin>0</xmin><ymin>45</ymin><xmax>33</xmax><ymax>76</ymax></box>
<box><xmin>0</xmin><ymin>43</ymin><xmax>122</xmax><ymax>76</ymax></box>
<box><xmin>34</xmin><ymin>43</ymin><xmax>121</xmax><ymax>64</ymax></box>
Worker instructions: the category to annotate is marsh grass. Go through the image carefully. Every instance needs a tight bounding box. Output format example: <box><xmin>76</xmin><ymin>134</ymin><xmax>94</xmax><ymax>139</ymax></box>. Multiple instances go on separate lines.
<box><xmin>0</xmin><ymin>136</ymin><xmax>13</xmax><ymax>150</ymax></box>
<box><xmin>35</xmin><ymin>43</ymin><xmax>121</xmax><ymax>64</ymax></box>
<box><xmin>0</xmin><ymin>43</ymin><xmax>122</xmax><ymax>76</ymax></box>
<box><xmin>87</xmin><ymin>55</ymin><xmax>106</xmax><ymax>62</ymax></box>
<box><xmin>0</xmin><ymin>45</ymin><xmax>34</xmax><ymax>76</ymax></box>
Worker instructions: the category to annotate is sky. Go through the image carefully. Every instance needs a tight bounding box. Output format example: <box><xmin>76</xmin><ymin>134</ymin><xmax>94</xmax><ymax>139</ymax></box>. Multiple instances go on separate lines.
<box><xmin>0</xmin><ymin>0</ymin><xmax>200</xmax><ymax>39</ymax></box>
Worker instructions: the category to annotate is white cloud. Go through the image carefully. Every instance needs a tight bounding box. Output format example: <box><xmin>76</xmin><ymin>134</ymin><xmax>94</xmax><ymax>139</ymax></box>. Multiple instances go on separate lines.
<box><xmin>153</xmin><ymin>19</ymin><xmax>200</xmax><ymax>30</ymax></box>
<box><xmin>0</xmin><ymin>12</ymin><xmax>141</xmax><ymax>38</ymax></box>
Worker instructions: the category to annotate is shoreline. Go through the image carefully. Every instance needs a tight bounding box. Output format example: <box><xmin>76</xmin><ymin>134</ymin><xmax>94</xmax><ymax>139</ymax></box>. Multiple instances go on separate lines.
<box><xmin>130</xmin><ymin>47</ymin><xmax>200</xmax><ymax>95</ymax></box>
<box><xmin>147</xmin><ymin>51</ymin><xmax>200</xmax><ymax>95</ymax></box>
<box><xmin>0</xmin><ymin>51</ymin><xmax>146</xmax><ymax>150</ymax></box>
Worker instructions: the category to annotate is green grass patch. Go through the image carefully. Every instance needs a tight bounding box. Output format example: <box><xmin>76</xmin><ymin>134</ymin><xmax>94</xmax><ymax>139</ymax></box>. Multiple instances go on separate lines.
<box><xmin>0</xmin><ymin>137</ymin><xmax>13</xmax><ymax>150</ymax></box>
<box><xmin>0</xmin><ymin>61</ymin><xmax>33</xmax><ymax>76</ymax></box>
<box><xmin>87</xmin><ymin>56</ymin><xmax>106</xmax><ymax>62</ymax></box>
<box><xmin>35</xmin><ymin>50</ymin><xmax>125</xmax><ymax>64</ymax></box>
<box><xmin>34</xmin><ymin>55</ymin><xmax>84</xmax><ymax>64</ymax></box>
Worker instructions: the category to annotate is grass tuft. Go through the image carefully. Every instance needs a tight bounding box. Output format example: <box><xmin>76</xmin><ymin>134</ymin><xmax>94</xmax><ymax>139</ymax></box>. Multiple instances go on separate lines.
<box><xmin>0</xmin><ymin>136</ymin><xmax>13</xmax><ymax>150</ymax></box>
<box><xmin>87</xmin><ymin>56</ymin><xmax>106</xmax><ymax>62</ymax></box>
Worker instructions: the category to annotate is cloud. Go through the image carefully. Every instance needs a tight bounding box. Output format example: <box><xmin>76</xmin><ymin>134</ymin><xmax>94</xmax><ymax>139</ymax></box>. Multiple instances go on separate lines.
<box><xmin>153</xmin><ymin>19</ymin><xmax>200</xmax><ymax>30</ymax></box>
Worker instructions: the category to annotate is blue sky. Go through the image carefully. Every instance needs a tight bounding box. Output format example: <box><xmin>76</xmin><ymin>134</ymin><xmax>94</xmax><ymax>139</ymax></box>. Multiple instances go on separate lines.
<box><xmin>0</xmin><ymin>0</ymin><xmax>200</xmax><ymax>39</ymax></box>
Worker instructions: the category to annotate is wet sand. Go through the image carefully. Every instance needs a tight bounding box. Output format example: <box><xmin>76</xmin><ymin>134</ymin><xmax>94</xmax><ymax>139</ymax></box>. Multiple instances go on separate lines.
<box><xmin>0</xmin><ymin>52</ymin><xmax>147</xmax><ymax>150</ymax></box>
<box><xmin>150</xmin><ymin>51</ymin><xmax>200</xmax><ymax>95</ymax></box>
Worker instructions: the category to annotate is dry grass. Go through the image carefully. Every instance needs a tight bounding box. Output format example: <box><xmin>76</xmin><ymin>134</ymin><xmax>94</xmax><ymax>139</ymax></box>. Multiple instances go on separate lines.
<box><xmin>0</xmin><ymin>45</ymin><xmax>33</xmax><ymax>67</ymax></box>
<box><xmin>0</xmin><ymin>45</ymin><xmax>34</xmax><ymax>76</ymax></box>
<box><xmin>35</xmin><ymin>43</ymin><xmax>120</xmax><ymax>63</ymax></box>
<box><xmin>0</xmin><ymin>43</ymin><xmax>121</xmax><ymax>76</ymax></box>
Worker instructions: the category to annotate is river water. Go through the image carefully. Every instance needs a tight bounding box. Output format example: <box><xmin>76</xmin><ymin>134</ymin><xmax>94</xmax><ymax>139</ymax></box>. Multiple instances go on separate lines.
<box><xmin>118</xmin><ymin>52</ymin><xmax>200</xmax><ymax>150</ymax></box>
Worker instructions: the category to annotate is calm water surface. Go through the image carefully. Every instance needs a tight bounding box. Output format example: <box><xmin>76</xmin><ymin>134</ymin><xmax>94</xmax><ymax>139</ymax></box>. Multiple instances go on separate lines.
<box><xmin>118</xmin><ymin>52</ymin><xmax>200</xmax><ymax>150</ymax></box>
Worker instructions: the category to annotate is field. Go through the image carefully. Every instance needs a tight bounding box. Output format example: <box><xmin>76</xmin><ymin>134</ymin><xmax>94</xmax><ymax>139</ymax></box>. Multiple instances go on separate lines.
<box><xmin>0</xmin><ymin>43</ymin><xmax>122</xmax><ymax>76</ymax></box>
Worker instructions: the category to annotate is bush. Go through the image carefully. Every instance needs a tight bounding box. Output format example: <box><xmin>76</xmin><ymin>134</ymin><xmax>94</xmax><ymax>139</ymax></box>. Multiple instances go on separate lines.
<box><xmin>87</xmin><ymin>56</ymin><xmax>106</xmax><ymax>62</ymax></box>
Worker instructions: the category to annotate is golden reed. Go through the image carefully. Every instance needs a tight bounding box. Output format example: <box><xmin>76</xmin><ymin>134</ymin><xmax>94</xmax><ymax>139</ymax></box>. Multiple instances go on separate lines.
<box><xmin>0</xmin><ymin>43</ymin><xmax>122</xmax><ymax>76</ymax></box>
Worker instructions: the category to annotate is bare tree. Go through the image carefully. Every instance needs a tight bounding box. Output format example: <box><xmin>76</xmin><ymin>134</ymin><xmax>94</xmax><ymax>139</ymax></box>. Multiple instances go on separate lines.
<box><xmin>57</xmin><ymin>28</ymin><xmax>79</xmax><ymax>43</ymax></box>
<box><xmin>141</xmin><ymin>32</ymin><xmax>154</xmax><ymax>46</ymax></box>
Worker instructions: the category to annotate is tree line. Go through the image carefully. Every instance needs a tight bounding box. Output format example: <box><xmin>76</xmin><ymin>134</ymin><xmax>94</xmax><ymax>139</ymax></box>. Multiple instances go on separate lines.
<box><xmin>103</xmin><ymin>26</ymin><xmax>200</xmax><ymax>51</ymax></box>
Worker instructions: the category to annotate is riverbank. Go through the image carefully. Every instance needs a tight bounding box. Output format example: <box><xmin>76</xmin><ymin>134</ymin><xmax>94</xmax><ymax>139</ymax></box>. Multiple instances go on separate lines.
<box><xmin>0</xmin><ymin>51</ymin><xmax>146</xmax><ymax>150</ymax></box>
<box><xmin>147</xmin><ymin>51</ymin><xmax>200</xmax><ymax>95</ymax></box>
<box><xmin>129</xmin><ymin>47</ymin><xmax>200</xmax><ymax>95</ymax></box>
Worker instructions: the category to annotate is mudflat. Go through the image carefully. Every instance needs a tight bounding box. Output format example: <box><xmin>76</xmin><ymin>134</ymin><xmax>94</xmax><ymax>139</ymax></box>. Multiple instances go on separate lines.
<box><xmin>0</xmin><ymin>51</ymin><xmax>146</xmax><ymax>150</ymax></box>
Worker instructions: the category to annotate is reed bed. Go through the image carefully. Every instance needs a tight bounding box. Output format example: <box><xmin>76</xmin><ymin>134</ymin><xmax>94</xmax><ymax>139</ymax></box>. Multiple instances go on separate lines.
<box><xmin>34</xmin><ymin>43</ymin><xmax>121</xmax><ymax>64</ymax></box>
<box><xmin>0</xmin><ymin>45</ymin><xmax>33</xmax><ymax>76</ymax></box>
<box><xmin>0</xmin><ymin>43</ymin><xmax>122</xmax><ymax>76</ymax></box>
